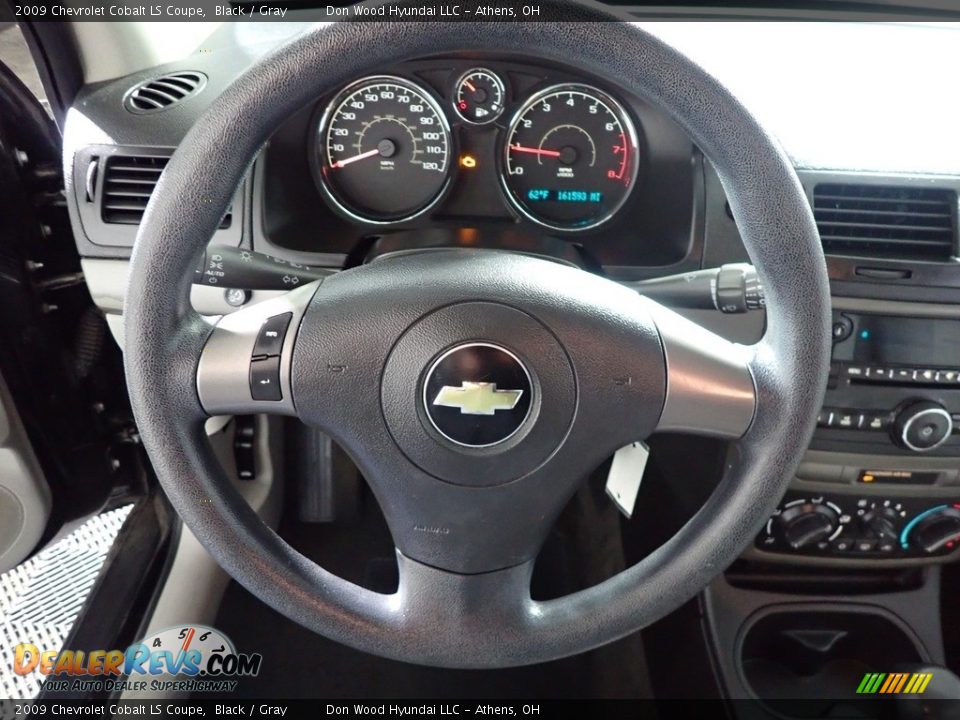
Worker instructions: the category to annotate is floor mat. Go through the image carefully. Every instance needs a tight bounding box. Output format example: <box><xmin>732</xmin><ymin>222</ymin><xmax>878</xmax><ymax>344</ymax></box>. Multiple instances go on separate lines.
<box><xmin>215</xmin><ymin>579</ymin><xmax>604</xmax><ymax>699</ymax></box>
<box><xmin>213</xmin><ymin>484</ymin><xmax>652</xmax><ymax>699</ymax></box>
<box><xmin>0</xmin><ymin>505</ymin><xmax>133</xmax><ymax>700</ymax></box>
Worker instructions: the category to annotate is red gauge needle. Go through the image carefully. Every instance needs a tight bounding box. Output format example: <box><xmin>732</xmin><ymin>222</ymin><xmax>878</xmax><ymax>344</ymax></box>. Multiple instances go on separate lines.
<box><xmin>509</xmin><ymin>144</ymin><xmax>561</xmax><ymax>158</ymax></box>
<box><xmin>330</xmin><ymin>148</ymin><xmax>380</xmax><ymax>169</ymax></box>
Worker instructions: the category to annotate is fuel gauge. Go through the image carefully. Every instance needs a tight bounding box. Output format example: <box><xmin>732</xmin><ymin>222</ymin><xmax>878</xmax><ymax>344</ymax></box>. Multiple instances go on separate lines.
<box><xmin>454</xmin><ymin>68</ymin><xmax>505</xmax><ymax>125</ymax></box>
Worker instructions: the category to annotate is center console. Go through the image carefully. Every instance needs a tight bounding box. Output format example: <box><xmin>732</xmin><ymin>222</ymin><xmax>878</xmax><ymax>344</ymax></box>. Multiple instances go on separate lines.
<box><xmin>747</xmin><ymin>310</ymin><xmax>960</xmax><ymax>567</ymax></box>
<box><xmin>703</xmin><ymin>171</ymin><xmax>960</xmax><ymax>709</ymax></box>
<box><xmin>710</xmin><ymin>307</ymin><xmax>960</xmax><ymax>705</ymax></box>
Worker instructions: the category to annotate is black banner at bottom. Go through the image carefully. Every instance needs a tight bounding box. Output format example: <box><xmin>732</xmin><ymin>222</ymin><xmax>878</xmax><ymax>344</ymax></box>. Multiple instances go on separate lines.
<box><xmin>2</xmin><ymin>698</ymin><xmax>957</xmax><ymax>719</ymax></box>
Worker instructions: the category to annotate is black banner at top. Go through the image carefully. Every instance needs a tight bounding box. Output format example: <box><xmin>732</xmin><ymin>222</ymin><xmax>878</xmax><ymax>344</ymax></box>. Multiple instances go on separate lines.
<box><xmin>5</xmin><ymin>0</ymin><xmax>615</xmax><ymax>23</ymax></box>
<box><xmin>5</xmin><ymin>0</ymin><xmax>960</xmax><ymax>22</ymax></box>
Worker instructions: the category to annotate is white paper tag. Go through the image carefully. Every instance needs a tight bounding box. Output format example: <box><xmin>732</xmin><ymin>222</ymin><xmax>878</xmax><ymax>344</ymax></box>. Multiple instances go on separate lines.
<box><xmin>605</xmin><ymin>441</ymin><xmax>650</xmax><ymax>519</ymax></box>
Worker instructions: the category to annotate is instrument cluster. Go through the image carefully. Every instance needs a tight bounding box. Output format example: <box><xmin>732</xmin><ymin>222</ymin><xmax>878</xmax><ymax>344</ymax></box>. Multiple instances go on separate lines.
<box><xmin>312</xmin><ymin>66</ymin><xmax>641</xmax><ymax>233</ymax></box>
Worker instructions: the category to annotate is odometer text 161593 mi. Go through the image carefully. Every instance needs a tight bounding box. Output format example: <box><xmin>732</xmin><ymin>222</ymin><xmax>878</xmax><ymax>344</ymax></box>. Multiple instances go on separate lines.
<box><xmin>502</xmin><ymin>84</ymin><xmax>639</xmax><ymax>231</ymax></box>
<box><xmin>318</xmin><ymin>76</ymin><xmax>452</xmax><ymax>223</ymax></box>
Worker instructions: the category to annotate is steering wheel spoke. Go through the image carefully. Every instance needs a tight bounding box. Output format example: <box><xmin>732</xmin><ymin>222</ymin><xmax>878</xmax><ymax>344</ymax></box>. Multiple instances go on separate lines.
<box><xmin>644</xmin><ymin>298</ymin><xmax>757</xmax><ymax>440</ymax></box>
<box><xmin>391</xmin><ymin>552</ymin><xmax>537</xmax><ymax>659</ymax></box>
<box><xmin>196</xmin><ymin>280</ymin><xmax>321</xmax><ymax>417</ymax></box>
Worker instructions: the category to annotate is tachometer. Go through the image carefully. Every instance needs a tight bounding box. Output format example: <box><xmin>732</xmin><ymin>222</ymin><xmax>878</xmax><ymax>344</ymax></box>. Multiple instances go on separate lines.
<box><xmin>319</xmin><ymin>76</ymin><xmax>451</xmax><ymax>223</ymax></box>
<box><xmin>502</xmin><ymin>84</ymin><xmax>639</xmax><ymax>231</ymax></box>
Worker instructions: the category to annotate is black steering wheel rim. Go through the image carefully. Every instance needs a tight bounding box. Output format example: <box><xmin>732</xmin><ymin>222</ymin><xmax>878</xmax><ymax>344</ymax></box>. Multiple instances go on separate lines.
<box><xmin>124</xmin><ymin>5</ymin><xmax>830</xmax><ymax>668</ymax></box>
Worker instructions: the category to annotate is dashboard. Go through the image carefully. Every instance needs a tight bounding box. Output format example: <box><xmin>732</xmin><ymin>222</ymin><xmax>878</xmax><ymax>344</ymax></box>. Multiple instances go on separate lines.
<box><xmin>256</xmin><ymin>56</ymin><xmax>697</xmax><ymax>272</ymax></box>
<box><xmin>62</xmin><ymin>27</ymin><xmax>960</xmax><ymax>573</ymax></box>
<box><xmin>50</xmin><ymin>19</ymin><xmax>960</xmax><ymax>702</ymax></box>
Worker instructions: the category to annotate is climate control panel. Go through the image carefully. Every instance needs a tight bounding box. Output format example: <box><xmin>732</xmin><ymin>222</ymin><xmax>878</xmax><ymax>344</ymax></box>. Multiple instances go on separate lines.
<box><xmin>756</xmin><ymin>493</ymin><xmax>960</xmax><ymax>559</ymax></box>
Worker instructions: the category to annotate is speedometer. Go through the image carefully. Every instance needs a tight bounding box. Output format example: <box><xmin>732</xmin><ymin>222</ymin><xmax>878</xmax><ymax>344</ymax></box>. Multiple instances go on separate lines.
<box><xmin>318</xmin><ymin>76</ymin><xmax>452</xmax><ymax>223</ymax></box>
<box><xmin>502</xmin><ymin>84</ymin><xmax>639</xmax><ymax>231</ymax></box>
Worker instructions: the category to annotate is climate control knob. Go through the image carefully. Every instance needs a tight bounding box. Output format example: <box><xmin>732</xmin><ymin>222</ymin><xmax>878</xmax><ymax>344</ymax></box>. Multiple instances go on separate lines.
<box><xmin>892</xmin><ymin>401</ymin><xmax>953</xmax><ymax>452</ymax></box>
<box><xmin>905</xmin><ymin>506</ymin><xmax>960</xmax><ymax>553</ymax></box>
<box><xmin>778</xmin><ymin>503</ymin><xmax>840</xmax><ymax>549</ymax></box>
<box><xmin>862</xmin><ymin>507</ymin><xmax>899</xmax><ymax>542</ymax></box>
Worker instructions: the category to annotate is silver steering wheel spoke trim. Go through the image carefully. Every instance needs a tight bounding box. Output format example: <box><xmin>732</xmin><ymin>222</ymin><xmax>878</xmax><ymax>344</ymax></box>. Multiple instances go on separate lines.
<box><xmin>196</xmin><ymin>280</ymin><xmax>322</xmax><ymax>416</ymax></box>
<box><xmin>644</xmin><ymin>297</ymin><xmax>757</xmax><ymax>440</ymax></box>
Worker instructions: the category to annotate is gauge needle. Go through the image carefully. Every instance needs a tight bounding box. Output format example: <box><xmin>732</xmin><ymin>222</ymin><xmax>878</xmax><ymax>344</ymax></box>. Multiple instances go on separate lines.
<box><xmin>463</xmin><ymin>79</ymin><xmax>477</xmax><ymax>92</ymax></box>
<box><xmin>509</xmin><ymin>144</ymin><xmax>561</xmax><ymax>158</ymax></box>
<box><xmin>330</xmin><ymin>148</ymin><xmax>381</xmax><ymax>169</ymax></box>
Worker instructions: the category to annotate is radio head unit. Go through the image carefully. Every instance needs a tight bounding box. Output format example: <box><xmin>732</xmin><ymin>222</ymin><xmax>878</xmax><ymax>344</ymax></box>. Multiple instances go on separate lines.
<box><xmin>817</xmin><ymin>313</ymin><xmax>960</xmax><ymax>455</ymax></box>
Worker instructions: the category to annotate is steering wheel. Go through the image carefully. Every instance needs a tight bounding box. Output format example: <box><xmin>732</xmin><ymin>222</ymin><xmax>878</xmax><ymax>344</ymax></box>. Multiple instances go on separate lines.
<box><xmin>124</xmin><ymin>5</ymin><xmax>830</xmax><ymax>668</ymax></box>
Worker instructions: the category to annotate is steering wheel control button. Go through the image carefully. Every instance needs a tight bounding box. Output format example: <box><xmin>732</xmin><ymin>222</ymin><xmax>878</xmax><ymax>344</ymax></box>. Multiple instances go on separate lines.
<box><xmin>250</xmin><ymin>356</ymin><xmax>282</xmax><ymax>401</ymax></box>
<box><xmin>424</xmin><ymin>343</ymin><xmax>532</xmax><ymax>447</ymax></box>
<box><xmin>253</xmin><ymin>312</ymin><xmax>292</xmax><ymax>358</ymax></box>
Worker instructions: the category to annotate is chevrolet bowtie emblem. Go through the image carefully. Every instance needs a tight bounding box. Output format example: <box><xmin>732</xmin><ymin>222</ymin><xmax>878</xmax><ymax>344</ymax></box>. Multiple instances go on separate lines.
<box><xmin>432</xmin><ymin>382</ymin><xmax>524</xmax><ymax>416</ymax></box>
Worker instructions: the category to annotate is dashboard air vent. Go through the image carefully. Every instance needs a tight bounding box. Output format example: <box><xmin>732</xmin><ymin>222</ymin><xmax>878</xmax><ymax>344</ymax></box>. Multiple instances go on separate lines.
<box><xmin>124</xmin><ymin>72</ymin><xmax>206</xmax><ymax>113</ymax></box>
<box><xmin>101</xmin><ymin>155</ymin><xmax>167</xmax><ymax>225</ymax></box>
<box><xmin>813</xmin><ymin>183</ymin><xmax>956</xmax><ymax>261</ymax></box>
<box><xmin>100</xmin><ymin>155</ymin><xmax>231</xmax><ymax>228</ymax></box>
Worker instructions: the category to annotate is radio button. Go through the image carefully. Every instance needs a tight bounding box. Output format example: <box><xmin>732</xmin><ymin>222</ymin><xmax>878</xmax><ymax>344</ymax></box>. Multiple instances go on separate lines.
<box><xmin>937</xmin><ymin>370</ymin><xmax>958</xmax><ymax>383</ymax></box>
<box><xmin>832</xmin><ymin>316</ymin><xmax>854</xmax><ymax>342</ymax></box>
<box><xmin>919</xmin><ymin>369</ymin><xmax>937</xmax><ymax>382</ymax></box>
<box><xmin>867</xmin><ymin>367</ymin><xmax>891</xmax><ymax>380</ymax></box>
<box><xmin>860</xmin><ymin>413</ymin><xmax>888</xmax><ymax>431</ymax></box>
<box><xmin>893</xmin><ymin>401</ymin><xmax>953</xmax><ymax>452</ymax></box>
<box><xmin>836</xmin><ymin>412</ymin><xmax>858</xmax><ymax>429</ymax></box>
<box><xmin>846</xmin><ymin>366</ymin><xmax>865</xmax><ymax>378</ymax></box>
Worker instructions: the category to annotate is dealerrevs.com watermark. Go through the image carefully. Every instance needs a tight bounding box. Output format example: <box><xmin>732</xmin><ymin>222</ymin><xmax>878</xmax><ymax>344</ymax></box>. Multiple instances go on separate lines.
<box><xmin>13</xmin><ymin>625</ymin><xmax>262</xmax><ymax>695</ymax></box>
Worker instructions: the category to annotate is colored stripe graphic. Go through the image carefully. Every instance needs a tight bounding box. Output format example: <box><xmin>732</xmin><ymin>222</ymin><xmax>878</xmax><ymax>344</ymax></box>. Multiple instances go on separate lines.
<box><xmin>879</xmin><ymin>674</ymin><xmax>896</xmax><ymax>693</ymax></box>
<box><xmin>857</xmin><ymin>672</ymin><xmax>932</xmax><ymax>695</ymax></box>
<box><xmin>893</xmin><ymin>673</ymin><xmax>909</xmax><ymax>693</ymax></box>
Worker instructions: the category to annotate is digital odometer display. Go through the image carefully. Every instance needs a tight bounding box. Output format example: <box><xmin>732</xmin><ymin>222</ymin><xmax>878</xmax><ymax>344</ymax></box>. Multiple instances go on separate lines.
<box><xmin>319</xmin><ymin>76</ymin><xmax>451</xmax><ymax>223</ymax></box>
<box><xmin>502</xmin><ymin>84</ymin><xmax>639</xmax><ymax>231</ymax></box>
